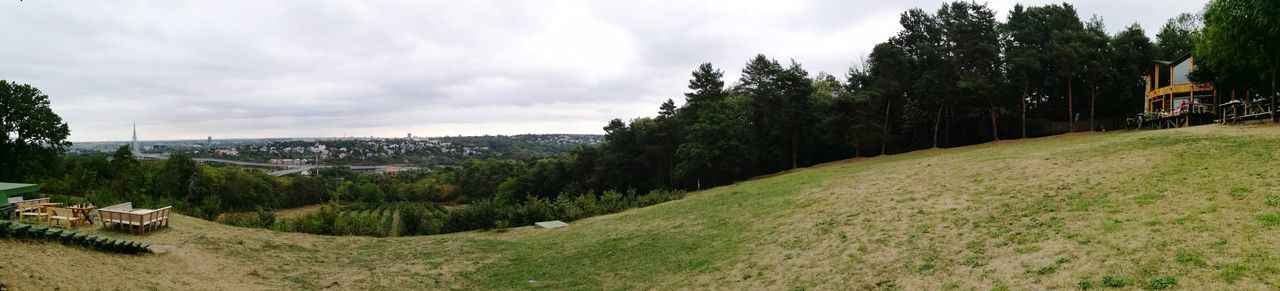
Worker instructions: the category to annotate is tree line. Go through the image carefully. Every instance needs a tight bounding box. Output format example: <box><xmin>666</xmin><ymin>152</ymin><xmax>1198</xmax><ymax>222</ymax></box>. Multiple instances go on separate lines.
<box><xmin>485</xmin><ymin>2</ymin><xmax>1213</xmax><ymax>203</ymax></box>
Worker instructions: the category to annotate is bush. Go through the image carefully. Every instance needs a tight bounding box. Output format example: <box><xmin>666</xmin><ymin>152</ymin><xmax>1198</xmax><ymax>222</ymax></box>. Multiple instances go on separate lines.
<box><xmin>553</xmin><ymin>195</ymin><xmax>583</xmax><ymax>221</ymax></box>
<box><xmin>268</xmin><ymin>188</ymin><xmax>689</xmax><ymax>237</ymax></box>
<box><xmin>443</xmin><ymin>199</ymin><xmax>512</xmax><ymax>232</ymax></box>
<box><xmin>599</xmin><ymin>190</ymin><xmax>626</xmax><ymax>213</ymax></box>
<box><xmin>256</xmin><ymin>209</ymin><xmax>276</xmax><ymax>228</ymax></box>
<box><xmin>522</xmin><ymin>196</ymin><xmax>555</xmax><ymax>223</ymax></box>
<box><xmin>400</xmin><ymin>205</ymin><xmax>425</xmax><ymax>235</ymax></box>
<box><xmin>573</xmin><ymin>193</ymin><xmax>602</xmax><ymax>218</ymax></box>
<box><xmin>635</xmin><ymin>189</ymin><xmax>686</xmax><ymax>207</ymax></box>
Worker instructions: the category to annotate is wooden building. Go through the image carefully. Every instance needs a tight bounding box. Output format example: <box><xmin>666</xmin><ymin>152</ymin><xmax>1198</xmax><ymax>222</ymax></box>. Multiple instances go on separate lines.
<box><xmin>1145</xmin><ymin>52</ymin><xmax>1214</xmax><ymax>114</ymax></box>
<box><xmin>1136</xmin><ymin>52</ymin><xmax>1218</xmax><ymax>128</ymax></box>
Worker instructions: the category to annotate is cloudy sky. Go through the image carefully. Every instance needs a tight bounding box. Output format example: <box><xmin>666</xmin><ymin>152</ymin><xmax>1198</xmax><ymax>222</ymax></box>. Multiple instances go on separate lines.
<box><xmin>1</xmin><ymin>0</ymin><xmax>1207</xmax><ymax>141</ymax></box>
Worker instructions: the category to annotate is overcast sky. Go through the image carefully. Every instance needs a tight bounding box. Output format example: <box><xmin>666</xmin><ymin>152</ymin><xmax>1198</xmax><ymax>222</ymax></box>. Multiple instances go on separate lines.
<box><xmin>1</xmin><ymin>0</ymin><xmax>1207</xmax><ymax>141</ymax></box>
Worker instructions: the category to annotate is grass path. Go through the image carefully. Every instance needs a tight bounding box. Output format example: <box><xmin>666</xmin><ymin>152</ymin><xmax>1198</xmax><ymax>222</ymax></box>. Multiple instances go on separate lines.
<box><xmin>5</xmin><ymin>124</ymin><xmax>1280</xmax><ymax>289</ymax></box>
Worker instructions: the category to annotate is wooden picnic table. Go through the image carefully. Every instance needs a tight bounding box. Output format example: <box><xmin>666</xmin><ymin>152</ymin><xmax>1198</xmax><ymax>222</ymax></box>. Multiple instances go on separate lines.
<box><xmin>33</xmin><ymin>202</ymin><xmax>63</xmax><ymax>226</ymax></box>
<box><xmin>68</xmin><ymin>205</ymin><xmax>96</xmax><ymax>226</ymax></box>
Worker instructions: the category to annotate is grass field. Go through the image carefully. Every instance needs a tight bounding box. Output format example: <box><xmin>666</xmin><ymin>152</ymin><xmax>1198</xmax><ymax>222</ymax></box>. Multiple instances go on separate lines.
<box><xmin>6</xmin><ymin>124</ymin><xmax>1280</xmax><ymax>289</ymax></box>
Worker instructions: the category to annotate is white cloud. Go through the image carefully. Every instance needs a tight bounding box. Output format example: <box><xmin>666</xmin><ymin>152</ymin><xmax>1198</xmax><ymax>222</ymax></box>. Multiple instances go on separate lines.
<box><xmin>0</xmin><ymin>0</ymin><xmax>1209</xmax><ymax>141</ymax></box>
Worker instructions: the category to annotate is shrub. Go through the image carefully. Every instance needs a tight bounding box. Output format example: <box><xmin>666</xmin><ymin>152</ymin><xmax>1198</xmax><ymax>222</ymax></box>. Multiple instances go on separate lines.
<box><xmin>599</xmin><ymin>190</ymin><xmax>625</xmax><ymax>213</ymax></box>
<box><xmin>443</xmin><ymin>199</ymin><xmax>511</xmax><ymax>232</ymax></box>
<box><xmin>257</xmin><ymin>209</ymin><xmax>276</xmax><ymax>228</ymax></box>
<box><xmin>218</xmin><ymin>212</ymin><xmax>262</xmax><ymax>228</ymax></box>
<box><xmin>636</xmin><ymin>189</ymin><xmax>686</xmax><ymax>207</ymax></box>
<box><xmin>573</xmin><ymin>193</ymin><xmax>602</xmax><ymax>219</ymax></box>
<box><xmin>399</xmin><ymin>204</ymin><xmax>426</xmax><ymax>235</ymax></box>
<box><xmin>522</xmin><ymin>196</ymin><xmax>555</xmax><ymax>223</ymax></box>
<box><xmin>554</xmin><ymin>195</ymin><xmax>583</xmax><ymax>221</ymax></box>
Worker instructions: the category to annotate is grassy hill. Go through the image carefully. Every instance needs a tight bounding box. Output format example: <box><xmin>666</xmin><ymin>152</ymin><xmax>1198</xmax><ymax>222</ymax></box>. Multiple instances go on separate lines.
<box><xmin>6</xmin><ymin>124</ymin><xmax>1280</xmax><ymax>289</ymax></box>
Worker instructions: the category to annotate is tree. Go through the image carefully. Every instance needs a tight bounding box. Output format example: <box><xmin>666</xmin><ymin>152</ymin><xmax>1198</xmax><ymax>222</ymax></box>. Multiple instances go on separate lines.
<box><xmin>1042</xmin><ymin>4</ymin><xmax>1086</xmax><ymax>131</ymax></box>
<box><xmin>1002</xmin><ymin>4</ymin><xmax>1044</xmax><ymax>138</ymax></box>
<box><xmin>777</xmin><ymin>60</ymin><xmax>816</xmax><ymax>168</ymax></box>
<box><xmin>1081</xmin><ymin>17</ymin><xmax>1114</xmax><ymax>131</ymax></box>
<box><xmin>0</xmin><ymin>80</ymin><xmax>71</xmax><ymax>181</ymax></box>
<box><xmin>1156</xmin><ymin>13</ymin><xmax>1201</xmax><ymax>60</ymax></box>
<box><xmin>861</xmin><ymin>42</ymin><xmax>911</xmax><ymax>154</ymax></box>
<box><xmin>642</xmin><ymin>99</ymin><xmax>681</xmax><ymax>189</ymax></box>
<box><xmin>1197</xmin><ymin>0</ymin><xmax>1280</xmax><ymax>122</ymax></box>
<box><xmin>454</xmin><ymin>159</ymin><xmax>526</xmax><ymax>201</ymax></box>
<box><xmin>939</xmin><ymin>1</ymin><xmax>1002</xmax><ymax>140</ymax></box>
<box><xmin>739</xmin><ymin>55</ymin><xmax>788</xmax><ymax>172</ymax></box>
<box><xmin>155</xmin><ymin>153</ymin><xmax>199</xmax><ymax>199</ymax></box>
<box><xmin>676</xmin><ymin>63</ymin><xmax>750</xmax><ymax>188</ymax></box>
<box><xmin>1108</xmin><ymin>24</ymin><xmax>1155</xmax><ymax>116</ymax></box>
<box><xmin>893</xmin><ymin>8</ymin><xmax>952</xmax><ymax>148</ymax></box>
<box><xmin>815</xmin><ymin>71</ymin><xmax>874</xmax><ymax>158</ymax></box>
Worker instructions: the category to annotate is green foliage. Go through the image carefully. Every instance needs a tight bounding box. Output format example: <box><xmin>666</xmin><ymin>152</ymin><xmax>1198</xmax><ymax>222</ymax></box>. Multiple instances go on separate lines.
<box><xmin>1219</xmin><ymin>262</ymin><xmax>1247</xmax><ymax>283</ymax></box>
<box><xmin>1135</xmin><ymin>192</ymin><xmax>1163</xmax><ymax>206</ymax></box>
<box><xmin>1195</xmin><ymin>0</ymin><xmax>1280</xmax><ymax>122</ymax></box>
<box><xmin>1078</xmin><ymin>278</ymin><xmax>1094</xmax><ymax>290</ymax></box>
<box><xmin>1156</xmin><ymin>13</ymin><xmax>1200</xmax><ymax>60</ymax></box>
<box><xmin>268</xmin><ymin>189</ymin><xmax>687</xmax><ymax>237</ymax></box>
<box><xmin>1101</xmin><ymin>276</ymin><xmax>1130</xmax><ymax>288</ymax></box>
<box><xmin>0</xmin><ymin>80</ymin><xmax>72</xmax><ymax>182</ymax></box>
<box><xmin>1254</xmin><ymin>214</ymin><xmax>1280</xmax><ymax>226</ymax></box>
<box><xmin>1146</xmin><ymin>276</ymin><xmax>1177</xmax><ymax>290</ymax></box>
<box><xmin>455</xmin><ymin>159</ymin><xmax>527</xmax><ymax>201</ymax></box>
<box><xmin>1175</xmin><ymin>250</ymin><xmax>1208</xmax><ymax>267</ymax></box>
<box><xmin>1229</xmin><ymin>186</ymin><xmax>1251</xmax><ymax>199</ymax></box>
<box><xmin>1266</xmin><ymin>194</ymin><xmax>1280</xmax><ymax>207</ymax></box>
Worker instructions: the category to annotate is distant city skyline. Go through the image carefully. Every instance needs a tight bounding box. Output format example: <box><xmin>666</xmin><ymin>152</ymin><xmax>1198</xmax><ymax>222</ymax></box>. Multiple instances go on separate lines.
<box><xmin>1</xmin><ymin>0</ymin><xmax>1210</xmax><ymax>141</ymax></box>
<box><xmin>79</xmin><ymin>126</ymin><xmax>600</xmax><ymax>143</ymax></box>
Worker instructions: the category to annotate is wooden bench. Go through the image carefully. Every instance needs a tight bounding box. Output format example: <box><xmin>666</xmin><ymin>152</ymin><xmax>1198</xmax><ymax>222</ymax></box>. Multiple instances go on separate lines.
<box><xmin>47</xmin><ymin>207</ymin><xmax>81</xmax><ymax>228</ymax></box>
<box><xmin>99</xmin><ymin>206</ymin><xmax>171</xmax><ymax>234</ymax></box>
<box><xmin>13</xmin><ymin>198</ymin><xmax>51</xmax><ymax>224</ymax></box>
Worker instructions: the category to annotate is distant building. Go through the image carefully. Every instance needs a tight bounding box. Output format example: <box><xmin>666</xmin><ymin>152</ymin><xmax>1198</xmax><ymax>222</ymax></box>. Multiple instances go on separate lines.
<box><xmin>214</xmin><ymin>147</ymin><xmax>239</xmax><ymax>156</ymax></box>
<box><xmin>207</xmin><ymin>135</ymin><xmax>212</xmax><ymax>144</ymax></box>
<box><xmin>131</xmin><ymin>121</ymin><xmax>140</xmax><ymax>155</ymax></box>
<box><xmin>1145</xmin><ymin>52</ymin><xmax>1213</xmax><ymax>114</ymax></box>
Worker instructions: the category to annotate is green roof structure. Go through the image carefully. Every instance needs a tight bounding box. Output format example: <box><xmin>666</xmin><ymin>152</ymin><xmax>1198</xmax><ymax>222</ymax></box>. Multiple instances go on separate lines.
<box><xmin>0</xmin><ymin>182</ymin><xmax>40</xmax><ymax>197</ymax></box>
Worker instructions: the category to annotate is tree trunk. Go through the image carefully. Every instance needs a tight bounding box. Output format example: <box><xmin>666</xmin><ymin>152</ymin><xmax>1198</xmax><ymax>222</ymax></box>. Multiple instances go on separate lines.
<box><xmin>852</xmin><ymin>135</ymin><xmax>860</xmax><ymax>158</ymax></box>
<box><xmin>1068</xmin><ymin>77</ymin><xmax>1074</xmax><ymax>132</ymax></box>
<box><xmin>932</xmin><ymin>104</ymin><xmax>944</xmax><ymax>148</ymax></box>
<box><xmin>1021</xmin><ymin>79</ymin><xmax>1028</xmax><ymax>139</ymax></box>
<box><xmin>1090</xmin><ymin>85</ymin><xmax>1097</xmax><ymax>131</ymax></box>
<box><xmin>881</xmin><ymin>101</ymin><xmax>891</xmax><ymax>155</ymax></box>
<box><xmin>790</xmin><ymin>131</ymin><xmax>798</xmax><ymax>169</ymax></box>
<box><xmin>986</xmin><ymin>95</ymin><xmax>999</xmax><ymax>141</ymax></box>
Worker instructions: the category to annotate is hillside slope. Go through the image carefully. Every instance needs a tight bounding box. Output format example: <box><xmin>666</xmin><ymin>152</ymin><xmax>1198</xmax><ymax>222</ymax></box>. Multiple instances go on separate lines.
<box><xmin>6</xmin><ymin>124</ymin><xmax>1280</xmax><ymax>289</ymax></box>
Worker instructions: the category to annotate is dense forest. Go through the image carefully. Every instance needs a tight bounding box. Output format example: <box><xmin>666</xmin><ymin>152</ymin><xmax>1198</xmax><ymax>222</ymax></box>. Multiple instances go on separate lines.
<box><xmin>3</xmin><ymin>0</ymin><xmax>1277</xmax><ymax>236</ymax></box>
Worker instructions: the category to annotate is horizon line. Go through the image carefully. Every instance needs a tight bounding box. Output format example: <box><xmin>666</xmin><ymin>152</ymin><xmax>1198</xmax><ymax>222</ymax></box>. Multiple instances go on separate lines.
<box><xmin>70</xmin><ymin>132</ymin><xmax>606</xmax><ymax>143</ymax></box>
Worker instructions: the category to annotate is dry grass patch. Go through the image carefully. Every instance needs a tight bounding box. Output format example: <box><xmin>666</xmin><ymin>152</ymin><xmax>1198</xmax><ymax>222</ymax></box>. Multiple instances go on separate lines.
<box><xmin>6</xmin><ymin>125</ymin><xmax>1280</xmax><ymax>289</ymax></box>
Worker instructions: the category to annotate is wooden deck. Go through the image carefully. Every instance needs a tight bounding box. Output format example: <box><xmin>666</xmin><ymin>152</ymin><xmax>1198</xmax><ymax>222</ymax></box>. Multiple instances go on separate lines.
<box><xmin>1129</xmin><ymin>112</ymin><xmax>1218</xmax><ymax>129</ymax></box>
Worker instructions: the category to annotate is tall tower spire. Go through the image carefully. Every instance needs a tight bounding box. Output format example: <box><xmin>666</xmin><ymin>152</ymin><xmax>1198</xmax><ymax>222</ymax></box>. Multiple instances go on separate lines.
<box><xmin>132</xmin><ymin>121</ymin><xmax>139</xmax><ymax>154</ymax></box>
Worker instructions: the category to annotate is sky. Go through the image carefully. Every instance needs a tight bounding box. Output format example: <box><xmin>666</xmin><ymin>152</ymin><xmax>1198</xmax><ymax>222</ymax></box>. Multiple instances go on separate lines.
<box><xmin>0</xmin><ymin>0</ymin><xmax>1208</xmax><ymax>142</ymax></box>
